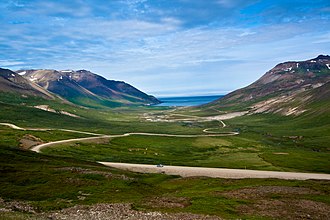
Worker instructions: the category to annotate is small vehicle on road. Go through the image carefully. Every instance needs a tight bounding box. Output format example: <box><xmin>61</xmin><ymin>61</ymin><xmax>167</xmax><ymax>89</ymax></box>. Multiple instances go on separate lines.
<box><xmin>156</xmin><ymin>164</ymin><xmax>164</xmax><ymax>167</ymax></box>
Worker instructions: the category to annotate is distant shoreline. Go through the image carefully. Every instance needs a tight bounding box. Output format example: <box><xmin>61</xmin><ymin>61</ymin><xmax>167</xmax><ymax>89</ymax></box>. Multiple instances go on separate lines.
<box><xmin>156</xmin><ymin>94</ymin><xmax>226</xmax><ymax>99</ymax></box>
<box><xmin>155</xmin><ymin>94</ymin><xmax>224</xmax><ymax>107</ymax></box>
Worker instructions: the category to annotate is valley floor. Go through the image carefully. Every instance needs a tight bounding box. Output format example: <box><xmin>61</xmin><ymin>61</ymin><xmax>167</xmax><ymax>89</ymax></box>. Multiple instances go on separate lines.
<box><xmin>0</xmin><ymin>98</ymin><xmax>329</xmax><ymax>219</ymax></box>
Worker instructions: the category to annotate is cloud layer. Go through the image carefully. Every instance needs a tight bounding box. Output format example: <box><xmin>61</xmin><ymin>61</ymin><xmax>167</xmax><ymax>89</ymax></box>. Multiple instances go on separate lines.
<box><xmin>1</xmin><ymin>0</ymin><xmax>330</xmax><ymax>96</ymax></box>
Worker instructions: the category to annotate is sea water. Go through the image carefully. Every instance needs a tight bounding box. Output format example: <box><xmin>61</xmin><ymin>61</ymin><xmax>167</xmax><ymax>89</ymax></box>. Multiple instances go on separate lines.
<box><xmin>156</xmin><ymin>95</ymin><xmax>224</xmax><ymax>107</ymax></box>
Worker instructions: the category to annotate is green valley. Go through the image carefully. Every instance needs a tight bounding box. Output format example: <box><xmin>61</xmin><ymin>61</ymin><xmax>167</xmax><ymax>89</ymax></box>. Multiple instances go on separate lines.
<box><xmin>1</xmin><ymin>55</ymin><xmax>330</xmax><ymax>219</ymax></box>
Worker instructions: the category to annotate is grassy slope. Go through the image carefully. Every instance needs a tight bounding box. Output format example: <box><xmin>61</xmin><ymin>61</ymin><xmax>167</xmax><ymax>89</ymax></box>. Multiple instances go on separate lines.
<box><xmin>1</xmin><ymin>134</ymin><xmax>329</xmax><ymax>219</ymax></box>
<box><xmin>0</xmin><ymin>92</ymin><xmax>329</xmax><ymax>218</ymax></box>
<box><xmin>40</xmin><ymin>110</ymin><xmax>330</xmax><ymax>173</ymax></box>
<box><xmin>2</xmin><ymin>92</ymin><xmax>328</xmax><ymax>173</ymax></box>
<box><xmin>0</xmin><ymin>93</ymin><xmax>205</xmax><ymax>135</ymax></box>
<box><xmin>42</xmin><ymin>135</ymin><xmax>279</xmax><ymax>171</ymax></box>
<box><xmin>226</xmin><ymin>113</ymin><xmax>330</xmax><ymax>173</ymax></box>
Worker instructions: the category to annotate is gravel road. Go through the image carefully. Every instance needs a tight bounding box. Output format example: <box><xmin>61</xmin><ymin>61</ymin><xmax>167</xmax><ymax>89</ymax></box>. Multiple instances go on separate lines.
<box><xmin>99</xmin><ymin>162</ymin><xmax>330</xmax><ymax>180</ymax></box>
<box><xmin>3</xmin><ymin>122</ymin><xmax>330</xmax><ymax>180</ymax></box>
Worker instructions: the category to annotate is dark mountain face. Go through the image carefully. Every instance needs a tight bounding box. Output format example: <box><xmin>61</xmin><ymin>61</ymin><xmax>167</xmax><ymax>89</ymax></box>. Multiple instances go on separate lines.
<box><xmin>207</xmin><ymin>55</ymin><xmax>330</xmax><ymax>116</ymax></box>
<box><xmin>19</xmin><ymin>69</ymin><xmax>160</xmax><ymax>107</ymax></box>
<box><xmin>0</xmin><ymin>68</ymin><xmax>55</xmax><ymax>99</ymax></box>
<box><xmin>72</xmin><ymin>70</ymin><xmax>160</xmax><ymax>104</ymax></box>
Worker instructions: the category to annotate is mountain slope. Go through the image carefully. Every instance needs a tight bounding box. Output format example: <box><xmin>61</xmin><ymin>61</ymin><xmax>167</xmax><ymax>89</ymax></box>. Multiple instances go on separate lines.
<box><xmin>18</xmin><ymin>69</ymin><xmax>160</xmax><ymax>108</ymax></box>
<box><xmin>206</xmin><ymin>55</ymin><xmax>330</xmax><ymax>116</ymax></box>
<box><xmin>0</xmin><ymin>68</ymin><xmax>55</xmax><ymax>100</ymax></box>
<box><xmin>71</xmin><ymin>70</ymin><xmax>160</xmax><ymax>104</ymax></box>
<box><xmin>21</xmin><ymin>69</ymin><xmax>103</xmax><ymax>106</ymax></box>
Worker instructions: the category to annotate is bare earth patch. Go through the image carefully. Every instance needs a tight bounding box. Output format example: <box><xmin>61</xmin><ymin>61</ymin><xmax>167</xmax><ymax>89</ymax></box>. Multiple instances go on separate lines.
<box><xmin>206</xmin><ymin>111</ymin><xmax>248</xmax><ymax>120</ymax></box>
<box><xmin>0</xmin><ymin>199</ymin><xmax>220</xmax><ymax>220</ymax></box>
<box><xmin>45</xmin><ymin>203</ymin><xmax>221</xmax><ymax>220</ymax></box>
<box><xmin>0</xmin><ymin>198</ymin><xmax>36</xmax><ymax>214</ymax></box>
<box><xmin>34</xmin><ymin>105</ymin><xmax>80</xmax><ymax>118</ymax></box>
<box><xmin>145</xmin><ymin>196</ymin><xmax>191</xmax><ymax>209</ymax></box>
<box><xmin>222</xmin><ymin>186</ymin><xmax>321</xmax><ymax>199</ymax></box>
<box><xmin>20</xmin><ymin>134</ymin><xmax>44</xmax><ymax>150</ymax></box>
<box><xmin>55</xmin><ymin>167</ymin><xmax>133</xmax><ymax>180</ymax></box>
<box><xmin>273</xmin><ymin>152</ymin><xmax>289</xmax><ymax>155</ymax></box>
<box><xmin>221</xmin><ymin>186</ymin><xmax>330</xmax><ymax>219</ymax></box>
<box><xmin>239</xmin><ymin>199</ymin><xmax>330</xmax><ymax>219</ymax></box>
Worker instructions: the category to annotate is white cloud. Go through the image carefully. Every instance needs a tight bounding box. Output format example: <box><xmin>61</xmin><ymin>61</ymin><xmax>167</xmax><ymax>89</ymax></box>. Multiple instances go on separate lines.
<box><xmin>312</xmin><ymin>32</ymin><xmax>330</xmax><ymax>44</ymax></box>
<box><xmin>1</xmin><ymin>0</ymin><xmax>329</xmax><ymax>96</ymax></box>
<box><xmin>0</xmin><ymin>60</ymin><xmax>25</xmax><ymax>67</ymax></box>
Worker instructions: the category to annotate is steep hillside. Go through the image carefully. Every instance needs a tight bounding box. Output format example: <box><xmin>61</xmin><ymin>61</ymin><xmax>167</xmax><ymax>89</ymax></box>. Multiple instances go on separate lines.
<box><xmin>206</xmin><ymin>55</ymin><xmax>330</xmax><ymax>116</ymax></box>
<box><xmin>0</xmin><ymin>68</ymin><xmax>55</xmax><ymax>100</ymax></box>
<box><xmin>71</xmin><ymin>70</ymin><xmax>160</xmax><ymax>104</ymax></box>
<box><xmin>21</xmin><ymin>69</ymin><xmax>104</xmax><ymax>107</ymax></box>
<box><xmin>18</xmin><ymin>69</ymin><xmax>160</xmax><ymax>108</ymax></box>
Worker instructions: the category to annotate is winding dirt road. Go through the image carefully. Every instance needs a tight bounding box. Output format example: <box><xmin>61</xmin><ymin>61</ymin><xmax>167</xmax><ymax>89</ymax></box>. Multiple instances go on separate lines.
<box><xmin>0</xmin><ymin>123</ymin><xmax>26</xmax><ymax>130</ymax></box>
<box><xmin>2</xmin><ymin>122</ymin><xmax>330</xmax><ymax>180</ymax></box>
<box><xmin>0</xmin><ymin>123</ymin><xmax>238</xmax><ymax>153</ymax></box>
<box><xmin>30</xmin><ymin>135</ymin><xmax>113</xmax><ymax>152</ymax></box>
<box><xmin>30</xmin><ymin>131</ymin><xmax>239</xmax><ymax>153</ymax></box>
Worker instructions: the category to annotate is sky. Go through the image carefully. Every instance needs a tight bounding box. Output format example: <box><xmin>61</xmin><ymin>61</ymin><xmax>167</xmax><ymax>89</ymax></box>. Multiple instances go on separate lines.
<box><xmin>1</xmin><ymin>0</ymin><xmax>330</xmax><ymax>97</ymax></box>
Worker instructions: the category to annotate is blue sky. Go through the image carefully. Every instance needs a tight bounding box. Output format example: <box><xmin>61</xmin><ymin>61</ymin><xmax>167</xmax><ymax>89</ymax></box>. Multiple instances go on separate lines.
<box><xmin>1</xmin><ymin>0</ymin><xmax>330</xmax><ymax>97</ymax></box>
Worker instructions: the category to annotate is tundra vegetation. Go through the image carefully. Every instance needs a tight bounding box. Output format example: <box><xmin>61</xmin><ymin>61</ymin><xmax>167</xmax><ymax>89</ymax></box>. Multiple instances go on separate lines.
<box><xmin>0</xmin><ymin>92</ymin><xmax>329</xmax><ymax>219</ymax></box>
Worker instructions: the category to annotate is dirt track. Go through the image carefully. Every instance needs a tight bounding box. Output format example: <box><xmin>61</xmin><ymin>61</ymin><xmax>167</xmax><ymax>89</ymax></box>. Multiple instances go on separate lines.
<box><xmin>0</xmin><ymin>123</ymin><xmax>26</xmax><ymax>130</ymax></box>
<box><xmin>99</xmin><ymin>162</ymin><xmax>330</xmax><ymax>180</ymax></box>
<box><xmin>3</xmin><ymin>122</ymin><xmax>330</xmax><ymax>180</ymax></box>
<box><xmin>30</xmin><ymin>135</ymin><xmax>114</xmax><ymax>152</ymax></box>
<box><xmin>0</xmin><ymin>123</ymin><xmax>238</xmax><ymax>152</ymax></box>
<box><xmin>30</xmin><ymin>131</ymin><xmax>239</xmax><ymax>153</ymax></box>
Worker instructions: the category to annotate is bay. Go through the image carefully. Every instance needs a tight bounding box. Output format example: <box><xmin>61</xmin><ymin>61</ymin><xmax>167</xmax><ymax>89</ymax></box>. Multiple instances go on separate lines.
<box><xmin>156</xmin><ymin>95</ymin><xmax>224</xmax><ymax>107</ymax></box>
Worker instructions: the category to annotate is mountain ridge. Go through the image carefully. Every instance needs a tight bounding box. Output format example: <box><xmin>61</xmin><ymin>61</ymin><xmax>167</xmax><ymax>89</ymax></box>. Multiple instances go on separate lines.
<box><xmin>15</xmin><ymin>69</ymin><xmax>160</xmax><ymax>108</ymax></box>
<box><xmin>0</xmin><ymin>68</ymin><xmax>56</xmax><ymax>100</ymax></box>
<box><xmin>205</xmin><ymin>55</ymin><xmax>330</xmax><ymax>116</ymax></box>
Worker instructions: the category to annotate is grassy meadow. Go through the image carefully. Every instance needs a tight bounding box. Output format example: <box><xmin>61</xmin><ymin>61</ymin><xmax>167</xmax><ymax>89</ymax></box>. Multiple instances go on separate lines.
<box><xmin>1</xmin><ymin>137</ymin><xmax>330</xmax><ymax>219</ymax></box>
<box><xmin>40</xmin><ymin>110</ymin><xmax>330</xmax><ymax>173</ymax></box>
<box><xmin>0</xmin><ymin>92</ymin><xmax>329</xmax><ymax>219</ymax></box>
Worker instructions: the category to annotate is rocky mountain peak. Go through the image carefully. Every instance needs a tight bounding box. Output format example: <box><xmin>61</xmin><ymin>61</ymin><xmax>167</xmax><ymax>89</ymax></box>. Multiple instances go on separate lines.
<box><xmin>314</xmin><ymin>55</ymin><xmax>330</xmax><ymax>60</ymax></box>
<box><xmin>256</xmin><ymin>55</ymin><xmax>330</xmax><ymax>85</ymax></box>
<box><xmin>76</xmin><ymin>69</ymin><xmax>90</xmax><ymax>73</ymax></box>
<box><xmin>0</xmin><ymin>68</ymin><xmax>18</xmax><ymax>78</ymax></box>
<box><xmin>0</xmin><ymin>68</ymin><xmax>55</xmax><ymax>99</ymax></box>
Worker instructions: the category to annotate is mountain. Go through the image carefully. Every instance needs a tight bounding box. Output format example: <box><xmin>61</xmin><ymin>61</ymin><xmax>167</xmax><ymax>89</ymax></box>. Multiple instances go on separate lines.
<box><xmin>0</xmin><ymin>68</ymin><xmax>55</xmax><ymax>100</ymax></box>
<box><xmin>69</xmin><ymin>70</ymin><xmax>160</xmax><ymax>104</ymax></box>
<box><xmin>206</xmin><ymin>55</ymin><xmax>330</xmax><ymax>116</ymax></box>
<box><xmin>17</xmin><ymin>69</ymin><xmax>160</xmax><ymax>108</ymax></box>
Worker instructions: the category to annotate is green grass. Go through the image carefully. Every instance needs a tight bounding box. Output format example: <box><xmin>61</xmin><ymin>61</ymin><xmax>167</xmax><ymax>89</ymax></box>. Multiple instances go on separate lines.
<box><xmin>42</xmin><ymin>135</ymin><xmax>280</xmax><ymax>171</ymax></box>
<box><xmin>0</xmin><ymin>101</ymin><xmax>205</xmax><ymax>135</ymax></box>
<box><xmin>225</xmin><ymin>113</ymin><xmax>330</xmax><ymax>173</ymax></box>
<box><xmin>0</xmin><ymin>126</ymin><xmax>92</xmax><ymax>148</ymax></box>
<box><xmin>1</xmin><ymin>142</ymin><xmax>329</xmax><ymax>219</ymax></box>
<box><xmin>2</xmin><ymin>93</ymin><xmax>328</xmax><ymax>173</ymax></box>
<box><xmin>0</xmin><ymin>92</ymin><xmax>330</xmax><ymax>218</ymax></box>
<box><xmin>1</xmin><ymin>92</ymin><xmax>329</xmax><ymax>173</ymax></box>
<box><xmin>40</xmin><ymin>111</ymin><xmax>330</xmax><ymax>173</ymax></box>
